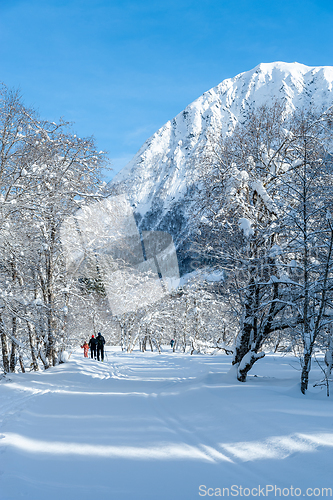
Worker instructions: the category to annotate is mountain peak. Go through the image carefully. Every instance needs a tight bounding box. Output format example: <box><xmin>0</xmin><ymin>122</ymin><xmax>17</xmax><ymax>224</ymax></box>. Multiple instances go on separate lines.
<box><xmin>110</xmin><ymin>62</ymin><xmax>333</xmax><ymax>274</ymax></box>
<box><xmin>254</xmin><ymin>61</ymin><xmax>309</xmax><ymax>72</ymax></box>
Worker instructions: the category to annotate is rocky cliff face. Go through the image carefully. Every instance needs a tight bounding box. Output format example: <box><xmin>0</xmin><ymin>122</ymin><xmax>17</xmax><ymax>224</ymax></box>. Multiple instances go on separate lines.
<box><xmin>110</xmin><ymin>62</ymin><xmax>333</xmax><ymax>274</ymax></box>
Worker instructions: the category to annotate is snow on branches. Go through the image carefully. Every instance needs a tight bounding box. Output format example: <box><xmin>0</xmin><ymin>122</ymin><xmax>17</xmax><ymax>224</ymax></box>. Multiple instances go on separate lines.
<box><xmin>193</xmin><ymin>101</ymin><xmax>333</xmax><ymax>390</ymax></box>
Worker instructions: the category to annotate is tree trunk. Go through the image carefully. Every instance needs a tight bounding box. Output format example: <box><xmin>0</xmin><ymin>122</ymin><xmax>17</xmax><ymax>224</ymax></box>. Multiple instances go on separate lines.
<box><xmin>233</xmin><ymin>322</ymin><xmax>253</xmax><ymax>368</ymax></box>
<box><xmin>232</xmin><ymin>276</ymin><xmax>258</xmax><ymax>380</ymax></box>
<box><xmin>27</xmin><ymin>322</ymin><xmax>39</xmax><ymax>371</ymax></box>
<box><xmin>237</xmin><ymin>350</ymin><xmax>265</xmax><ymax>382</ymax></box>
<box><xmin>9</xmin><ymin>316</ymin><xmax>17</xmax><ymax>372</ymax></box>
<box><xmin>45</xmin><ymin>227</ymin><xmax>57</xmax><ymax>367</ymax></box>
<box><xmin>301</xmin><ymin>351</ymin><xmax>312</xmax><ymax>394</ymax></box>
<box><xmin>0</xmin><ymin>315</ymin><xmax>9</xmax><ymax>374</ymax></box>
<box><xmin>38</xmin><ymin>348</ymin><xmax>49</xmax><ymax>370</ymax></box>
<box><xmin>19</xmin><ymin>355</ymin><xmax>25</xmax><ymax>373</ymax></box>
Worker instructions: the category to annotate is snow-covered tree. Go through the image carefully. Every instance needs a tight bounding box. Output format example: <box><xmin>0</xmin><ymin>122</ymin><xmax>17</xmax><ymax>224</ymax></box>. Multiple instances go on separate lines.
<box><xmin>0</xmin><ymin>85</ymin><xmax>108</xmax><ymax>373</ymax></box>
<box><xmin>194</xmin><ymin>103</ymin><xmax>333</xmax><ymax>388</ymax></box>
<box><xmin>279</xmin><ymin>109</ymin><xmax>333</xmax><ymax>393</ymax></box>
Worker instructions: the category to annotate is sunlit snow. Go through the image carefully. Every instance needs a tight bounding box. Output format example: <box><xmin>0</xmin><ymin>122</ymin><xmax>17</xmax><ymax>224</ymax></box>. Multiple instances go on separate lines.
<box><xmin>0</xmin><ymin>349</ymin><xmax>332</xmax><ymax>500</ymax></box>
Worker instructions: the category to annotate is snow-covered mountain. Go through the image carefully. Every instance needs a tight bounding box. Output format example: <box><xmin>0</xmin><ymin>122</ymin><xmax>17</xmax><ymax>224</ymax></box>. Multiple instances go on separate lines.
<box><xmin>110</xmin><ymin>62</ymin><xmax>333</xmax><ymax>274</ymax></box>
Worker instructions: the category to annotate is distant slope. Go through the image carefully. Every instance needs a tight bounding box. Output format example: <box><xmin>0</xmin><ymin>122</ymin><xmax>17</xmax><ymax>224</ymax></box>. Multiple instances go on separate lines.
<box><xmin>110</xmin><ymin>62</ymin><xmax>333</xmax><ymax>274</ymax></box>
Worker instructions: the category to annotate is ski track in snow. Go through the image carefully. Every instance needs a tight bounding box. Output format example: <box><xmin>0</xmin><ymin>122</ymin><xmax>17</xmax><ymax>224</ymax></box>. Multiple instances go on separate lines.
<box><xmin>0</xmin><ymin>349</ymin><xmax>333</xmax><ymax>500</ymax></box>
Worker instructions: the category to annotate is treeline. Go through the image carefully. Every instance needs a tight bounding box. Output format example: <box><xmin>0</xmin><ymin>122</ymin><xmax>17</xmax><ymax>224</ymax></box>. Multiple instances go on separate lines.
<box><xmin>0</xmin><ymin>86</ymin><xmax>108</xmax><ymax>373</ymax></box>
<box><xmin>2</xmin><ymin>86</ymin><xmax>333</xmax><ymax>396</ymax></box>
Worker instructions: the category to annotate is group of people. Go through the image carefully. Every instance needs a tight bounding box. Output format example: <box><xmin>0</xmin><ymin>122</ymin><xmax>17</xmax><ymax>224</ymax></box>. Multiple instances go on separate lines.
<box><xmin>81</xmin><ymin>332</ymin><xmax>106</xmax><ymax>361</ymax></box>
<box><xmin>82</xmin><ymin>335</ymin><xmax>175</xmax><ymax>359</ymax></box>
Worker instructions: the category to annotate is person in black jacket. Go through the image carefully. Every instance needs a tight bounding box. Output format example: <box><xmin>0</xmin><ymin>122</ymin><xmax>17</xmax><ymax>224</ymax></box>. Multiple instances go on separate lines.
<box><xmin>88</xmin><ymin>335</ymin><xmax>97</xmax><ymax>359</ymax></box>
<box><xmin>96</xmin><ymin>332</ymin><xmax>106</xmax><ymax>361</ymax></box>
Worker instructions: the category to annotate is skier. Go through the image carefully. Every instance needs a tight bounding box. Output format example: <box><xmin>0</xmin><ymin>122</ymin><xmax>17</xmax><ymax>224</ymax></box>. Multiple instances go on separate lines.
<box><xmin>96</xmin><ymin>332</ymin><xmax>106</xmax><ymax>361</ymax></box>
<box><xmin>88</xmin><ymin>335</ymin><xmax>97</xmax><ymax>359</ymax></box>
<box><xmin>81</xmin><ymin>341</ymin><xmax>89</xmax><ymax>358</ymax></box>
<box><xmin>170</xmin><ymin>339</ymin><xmax>174</xmax><ymax>349</ymax></box>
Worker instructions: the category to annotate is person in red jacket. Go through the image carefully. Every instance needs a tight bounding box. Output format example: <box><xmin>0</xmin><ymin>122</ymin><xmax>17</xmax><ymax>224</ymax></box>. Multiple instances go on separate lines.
<box><xmin>81</xmin><ymin>341</ymin><xmax>89</xmax><ymax>358</ymax></box>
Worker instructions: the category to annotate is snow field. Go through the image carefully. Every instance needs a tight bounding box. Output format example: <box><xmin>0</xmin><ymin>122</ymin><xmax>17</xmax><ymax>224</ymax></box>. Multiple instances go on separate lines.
<box><xmin>0</xmin><ymin>349</ymin><xmax>332</xmax><ymax>499</ymax></box>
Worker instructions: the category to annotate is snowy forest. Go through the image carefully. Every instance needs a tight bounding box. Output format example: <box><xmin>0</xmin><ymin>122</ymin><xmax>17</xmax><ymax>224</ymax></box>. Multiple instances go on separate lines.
<box><xmin>1</xmin><ymin>85</ymin><xmax>333</xmax><ymax>396</ymax></box>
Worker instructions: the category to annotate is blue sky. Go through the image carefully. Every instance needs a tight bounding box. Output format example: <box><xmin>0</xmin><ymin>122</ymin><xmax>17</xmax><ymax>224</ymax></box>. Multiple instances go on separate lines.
<box><xmin>1</xmin><ymin>0</ymin><xmax>333</xmax><ymax>180</ymax></box>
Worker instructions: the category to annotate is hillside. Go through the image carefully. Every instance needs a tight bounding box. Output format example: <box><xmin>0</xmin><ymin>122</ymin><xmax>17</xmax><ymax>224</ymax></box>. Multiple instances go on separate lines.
<box><xmin>110</xmin><ymin>62</ymin><xmax>333</xmax><ymax>274</ymax></box>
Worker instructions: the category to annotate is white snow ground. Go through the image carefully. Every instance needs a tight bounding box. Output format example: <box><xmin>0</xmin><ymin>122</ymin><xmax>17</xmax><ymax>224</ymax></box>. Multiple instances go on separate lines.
<box><xmin>0</xmin><ymin>349</ymin><xmax>332</xmax><ymax>499</ymax></box>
